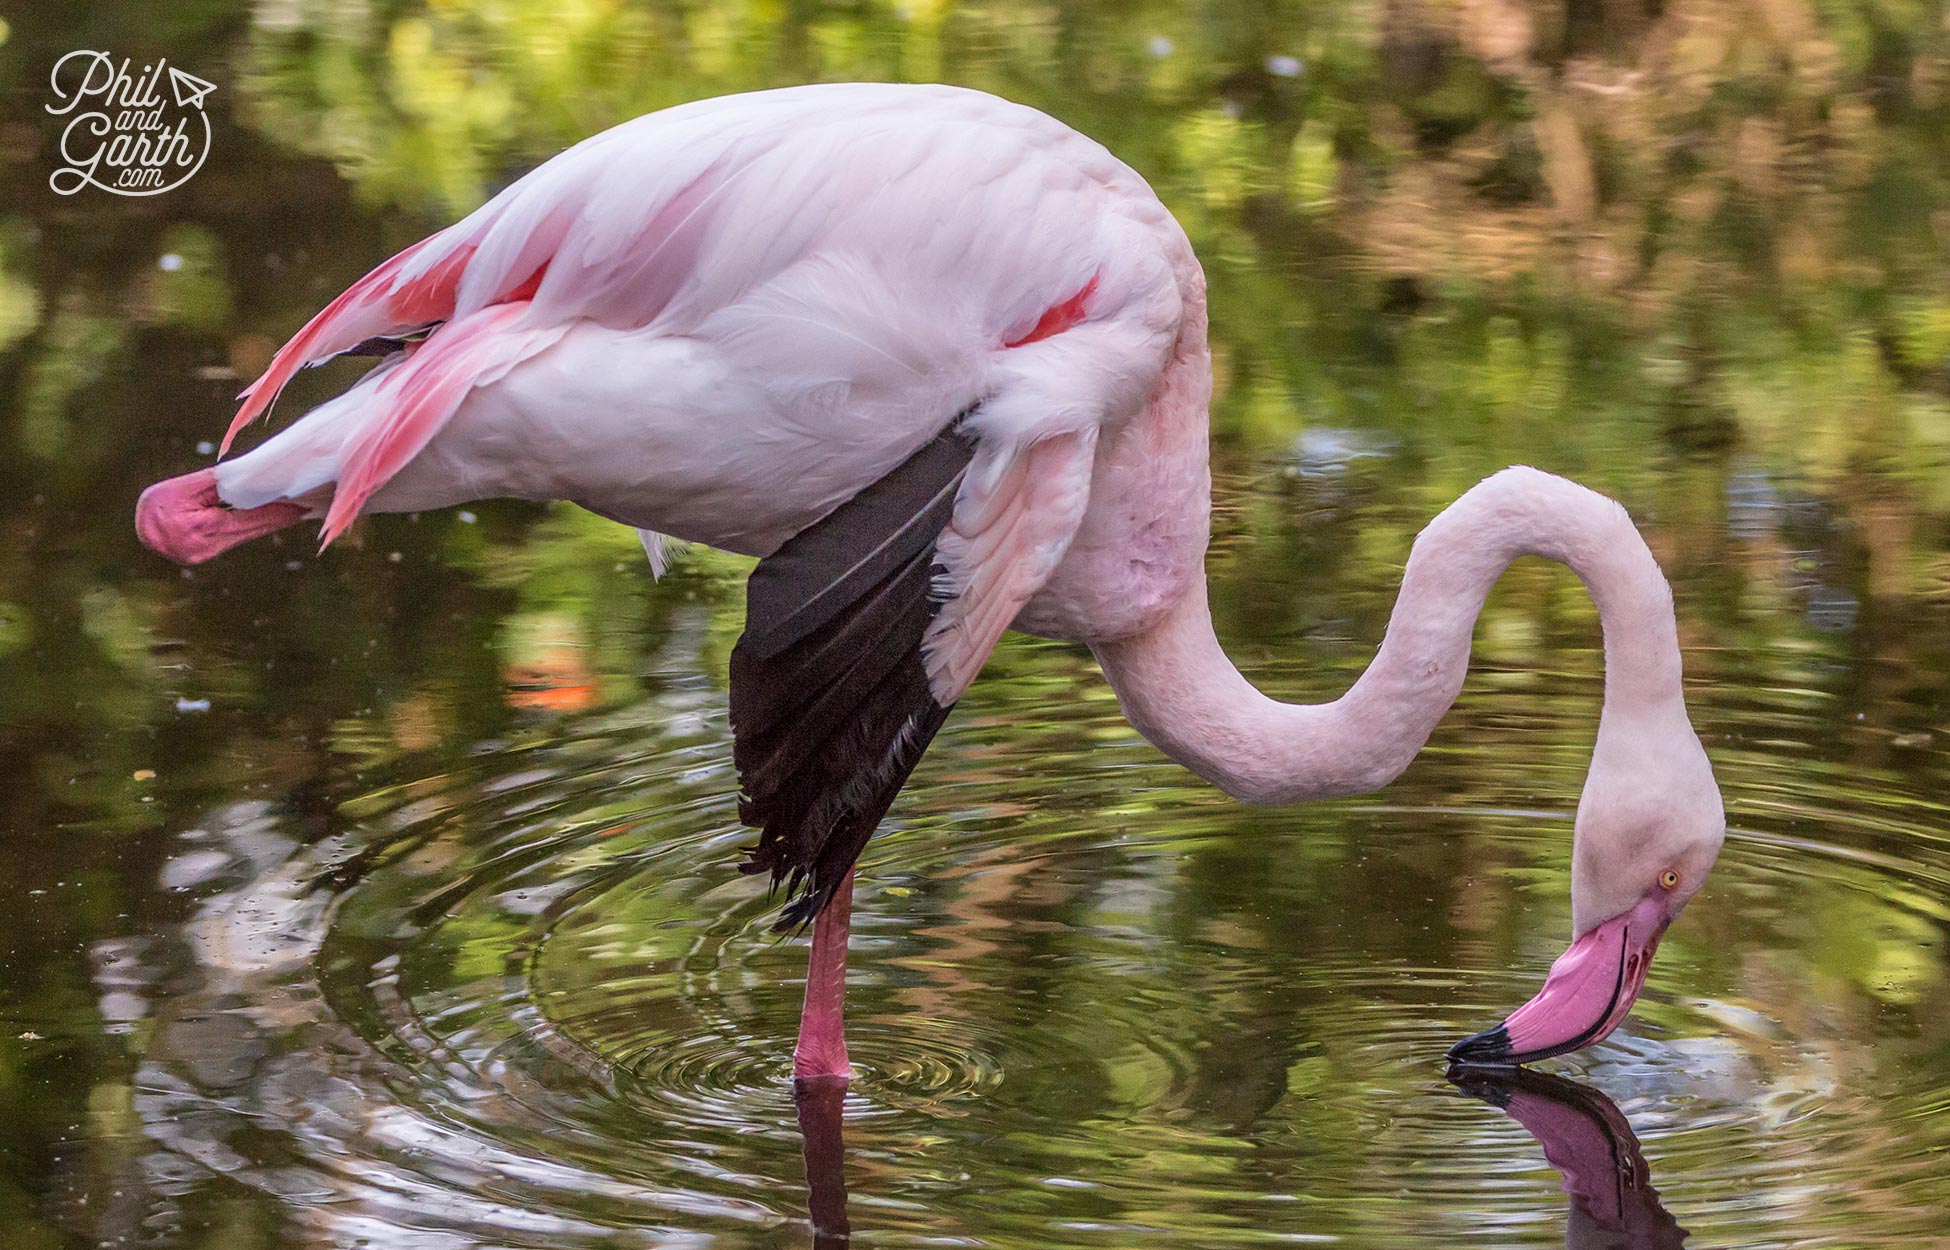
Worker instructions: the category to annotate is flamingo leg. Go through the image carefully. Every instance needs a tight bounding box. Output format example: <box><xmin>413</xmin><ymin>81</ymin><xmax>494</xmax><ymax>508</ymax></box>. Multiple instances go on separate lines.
<box><xmin>793</xmin><ymin>868</ymin><xmax>855</xmax><ymax>1080</ymax></box>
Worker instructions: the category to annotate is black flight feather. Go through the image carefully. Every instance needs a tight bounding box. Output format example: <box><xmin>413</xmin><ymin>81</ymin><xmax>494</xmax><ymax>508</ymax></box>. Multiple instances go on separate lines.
<box><xmin>739</xmin><ymin>430</ymin><xmax>976</xmax><ymax>658</ymax></box>
<box><xmin>730</xmin><ymin>425</ymin><xmax>977</xmax><ymax>930</ymax></box>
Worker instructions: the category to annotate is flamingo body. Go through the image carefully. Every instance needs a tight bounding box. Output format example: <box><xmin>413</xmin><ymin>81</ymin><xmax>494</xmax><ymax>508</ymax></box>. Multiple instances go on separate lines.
<box><xmin>137</xmin><ymin>83</ymin><xmax>1725</xmax><ymax>1082</ymax></box>
<box><xmin>205</xmin><ymin>84</ymin><xmax>1206</xmax><ymax>646</ymax></box>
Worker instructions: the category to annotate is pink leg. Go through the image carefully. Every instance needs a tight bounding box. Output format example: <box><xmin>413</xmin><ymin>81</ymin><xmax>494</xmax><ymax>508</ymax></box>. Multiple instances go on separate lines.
<box><xmin>793</xmin><ymin>869</ymin><xmax>855</xmax><ymax>1081</ymax></box>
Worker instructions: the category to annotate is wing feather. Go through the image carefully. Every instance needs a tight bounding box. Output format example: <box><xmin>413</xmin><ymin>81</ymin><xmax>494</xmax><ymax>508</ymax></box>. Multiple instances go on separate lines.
<box><xmin>731</xmin><ymin>421</ymin><xmax>1096</xmax><ymax>928</ymax></box>
<box><xmin>924</xmin><ymin>430</ymin><xmax>1099</xmax><ymax>699</ymax></box>
<box><xmin>739</xmin><ymin>431</ymin><xmax>974</xmax><ymax>659</ymax></box>
<box><xmin>731</xmin><ymin>427</ymin><xmax>975</xmax><ymax>927</ymax></box>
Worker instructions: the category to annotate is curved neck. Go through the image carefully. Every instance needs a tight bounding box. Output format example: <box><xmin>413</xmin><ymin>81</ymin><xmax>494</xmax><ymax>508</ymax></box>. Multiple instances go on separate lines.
<box><xmin>1091</xmin><ymin>467</ymin><xmax>1686</xmax><ymax>804</ymax></box>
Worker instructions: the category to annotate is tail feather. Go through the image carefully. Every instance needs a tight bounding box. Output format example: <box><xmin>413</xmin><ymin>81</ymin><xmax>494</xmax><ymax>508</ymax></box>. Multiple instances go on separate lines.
<box><xmin>223</xmin><ymin>236</ymin><xmax>454</xmax><ymax>454</ymax></box>
<box><xmin>223</xmin><ymin>233</ymin><xmax>553</xmax><ymax>457</ymax></box>
<box><xmin>318</xmin><ymin>302</ymin><xmax>564</xmax><ymax>547</ymax></box>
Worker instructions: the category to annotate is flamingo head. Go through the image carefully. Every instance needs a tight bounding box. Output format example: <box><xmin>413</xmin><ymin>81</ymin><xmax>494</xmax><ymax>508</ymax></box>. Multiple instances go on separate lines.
<box><xmin>1449</xmin><ymin>711</ymin><xmax>1724</xmax><ymax>1067</ymax></box>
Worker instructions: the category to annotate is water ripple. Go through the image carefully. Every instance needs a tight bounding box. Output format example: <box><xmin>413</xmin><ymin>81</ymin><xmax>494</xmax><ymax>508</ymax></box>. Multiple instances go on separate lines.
<box><xmin>120</xmin><ymin>666</ymin><xmax>1950</xmax><ymax>1246</ymax></box>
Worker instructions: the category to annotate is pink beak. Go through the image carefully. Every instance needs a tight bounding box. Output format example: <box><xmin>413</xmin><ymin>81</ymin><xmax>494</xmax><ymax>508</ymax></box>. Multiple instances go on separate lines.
<box><xmin>135</xmin><ymin>468</ymin><xmax>307</xmax><ymax>565</ymax></box>
<box><xmin>1448</xmin><ymin>893</ymin><xmax>1670</xmax><ymax>1067</ymax></box>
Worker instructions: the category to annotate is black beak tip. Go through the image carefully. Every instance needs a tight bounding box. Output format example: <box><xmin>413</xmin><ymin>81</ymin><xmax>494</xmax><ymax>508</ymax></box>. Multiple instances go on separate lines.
<box><xmin>1445</xmin><ymin>1023</ymin><xmax>1514</xmax><ymax>1068</ymax></box>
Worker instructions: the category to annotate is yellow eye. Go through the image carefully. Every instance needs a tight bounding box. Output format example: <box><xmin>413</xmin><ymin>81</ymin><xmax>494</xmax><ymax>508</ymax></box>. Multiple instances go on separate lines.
<box><xmin>1659</xmin><ymin>870</ymin><xmax>1680</xmax><ymax>890</ymax></box>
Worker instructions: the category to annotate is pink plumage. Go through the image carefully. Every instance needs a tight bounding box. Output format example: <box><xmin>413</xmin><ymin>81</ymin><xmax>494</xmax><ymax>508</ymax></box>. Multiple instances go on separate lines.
<box><xmin>136</xmin><ymin>83</ymin><xmax>1725</xmax><ymax>1086</ymax></box>
<box><xmin>321</xmin><ymin>301</ymin><xmax>563</xmax><ymax>545</ymax></box>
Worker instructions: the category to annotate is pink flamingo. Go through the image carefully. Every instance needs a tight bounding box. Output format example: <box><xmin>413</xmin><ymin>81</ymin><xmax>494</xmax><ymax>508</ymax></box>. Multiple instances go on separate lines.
<box><xmin>135</xmin><ymin>84</ymin><xmax>1725</xmax><ymax>1079</ymax></box>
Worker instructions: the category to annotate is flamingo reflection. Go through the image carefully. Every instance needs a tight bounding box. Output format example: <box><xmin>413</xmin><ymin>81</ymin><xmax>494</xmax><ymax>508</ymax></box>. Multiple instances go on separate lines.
<box><xmin>1449</xmin><ymin>1066</ymin><xmax>1686</xmax><ymax>1250</ymax></box>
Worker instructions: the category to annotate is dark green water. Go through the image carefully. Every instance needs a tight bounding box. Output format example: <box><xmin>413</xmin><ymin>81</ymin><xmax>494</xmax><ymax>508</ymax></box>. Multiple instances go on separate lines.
<box><xmin>5</xmin><ymin>3</ymin><xmax>1950</xmax><ymax>1247</ymax></box>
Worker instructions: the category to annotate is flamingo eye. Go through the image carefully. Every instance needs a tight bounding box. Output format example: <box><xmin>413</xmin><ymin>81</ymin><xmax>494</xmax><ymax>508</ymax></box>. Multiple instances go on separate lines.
<box><xmin>1659</xmin><ymin>869</ymin><xmax>1680</xmax><ymax>890</ymax></box>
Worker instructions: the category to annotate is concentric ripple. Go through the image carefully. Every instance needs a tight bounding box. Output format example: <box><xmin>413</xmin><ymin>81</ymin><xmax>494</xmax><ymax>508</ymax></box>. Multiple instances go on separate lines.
<box><xmin>122</xmin><ymin>623</ymin><xmax>1950</xmax><ymax>1247</ymax></box>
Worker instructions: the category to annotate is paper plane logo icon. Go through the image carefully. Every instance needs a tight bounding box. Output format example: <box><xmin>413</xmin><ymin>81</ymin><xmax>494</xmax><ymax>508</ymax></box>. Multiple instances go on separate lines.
<box><xmin>167</xmin><ymin>66</ymin><xmax>216</xmax><ymax>110</ymax></box>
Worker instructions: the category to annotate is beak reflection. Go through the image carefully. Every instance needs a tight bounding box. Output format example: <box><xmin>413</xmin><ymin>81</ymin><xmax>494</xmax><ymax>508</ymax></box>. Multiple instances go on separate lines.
<box><xmin>1448</xmin><ymin>1065</ymin><xmax>1686</xmax><ymax>1249</ymax></box>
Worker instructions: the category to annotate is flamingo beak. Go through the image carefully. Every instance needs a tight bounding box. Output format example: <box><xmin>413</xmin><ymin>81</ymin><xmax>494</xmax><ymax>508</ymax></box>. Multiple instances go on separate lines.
<box><xmin>136</xmin><ymin>468</ymin><xmax>307</xmax><ymax>565</ymax></box>
<box><xmin>1447</xmin><ymin>893</ymin><xmax>1670</xmax><ymax>1067</ymax></box>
